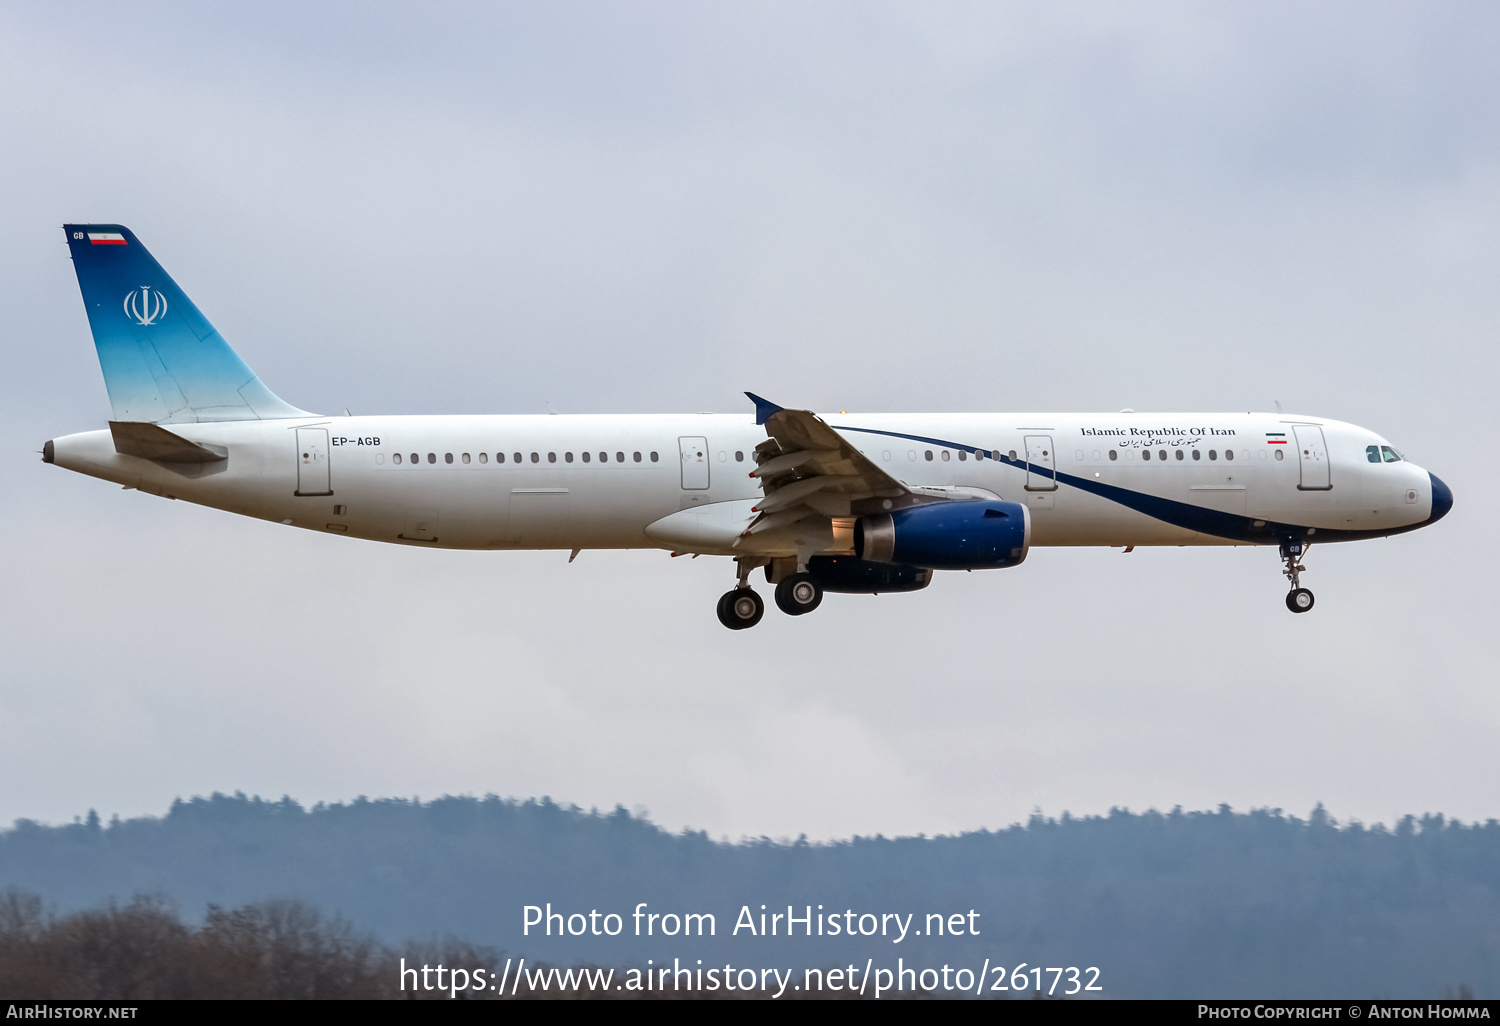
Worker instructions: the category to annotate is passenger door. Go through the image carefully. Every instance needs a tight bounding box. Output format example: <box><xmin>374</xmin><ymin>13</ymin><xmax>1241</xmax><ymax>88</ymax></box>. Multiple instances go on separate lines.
<box><xmin>1292</xmin><ymin>425</ymin><xmax>1332</xmax><ymax>490</ymax></box>
<box><xmin>295</xmin><ymin>427</ymin><xmax>332</xmax><ymax>496</ymax></box>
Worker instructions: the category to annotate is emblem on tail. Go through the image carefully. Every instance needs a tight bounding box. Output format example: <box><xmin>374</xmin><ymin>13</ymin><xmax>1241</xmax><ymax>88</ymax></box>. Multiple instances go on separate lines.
<box><xmin>123</xmin><ymin>286</ymin><xmax>167</xmax><ymax>326</ymax></box>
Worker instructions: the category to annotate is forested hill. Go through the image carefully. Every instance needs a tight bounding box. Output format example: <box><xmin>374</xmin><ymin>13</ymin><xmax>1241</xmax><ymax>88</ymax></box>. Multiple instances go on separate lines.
<box><xmin>2</xmin><ymin>795</ymin><xmax>1497</xmax><ymax>998</ymax></box>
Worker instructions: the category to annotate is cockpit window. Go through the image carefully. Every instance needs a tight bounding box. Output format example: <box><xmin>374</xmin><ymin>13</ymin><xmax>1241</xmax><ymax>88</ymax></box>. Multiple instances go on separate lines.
<box><xmin>1366</xmin><ymin>445</ymin><xmax>1380</xmax><ymax>463</ymax></box>
<box><xmin>1369</xmin><ymin>444</ymin><xmax>1404</xmax><ymax>463</ymax></box>
<box><xmin>1381</xmin><ymin>445</ymin><xmax>1402</xmax><ymax>463</ymax></box>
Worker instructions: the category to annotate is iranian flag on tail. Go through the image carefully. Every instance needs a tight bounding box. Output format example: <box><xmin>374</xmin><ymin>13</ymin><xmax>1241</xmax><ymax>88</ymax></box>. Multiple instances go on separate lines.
<box><xmin>1266</xmin><ymin>432</ymin><xmax>1288</xmax><ymax>444</ymax></box>
<box><xmin>87</xmin><ymin>232</ymin><xmax>126</xmax><ymax>245</ymax></box>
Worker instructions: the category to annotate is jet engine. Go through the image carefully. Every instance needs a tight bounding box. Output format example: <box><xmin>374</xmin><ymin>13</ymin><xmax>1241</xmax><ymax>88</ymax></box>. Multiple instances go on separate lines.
<box><xmin>854</xmin><ymin>500</ymin><xmax>1030</xmax><ymax>571</ymax></box>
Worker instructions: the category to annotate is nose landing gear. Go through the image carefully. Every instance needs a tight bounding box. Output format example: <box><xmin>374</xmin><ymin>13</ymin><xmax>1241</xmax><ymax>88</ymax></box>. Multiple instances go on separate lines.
<box><xmin>1281</xmin><ymin>540</ymin><xmax>1314</xmax><ymax>614</ymax></box>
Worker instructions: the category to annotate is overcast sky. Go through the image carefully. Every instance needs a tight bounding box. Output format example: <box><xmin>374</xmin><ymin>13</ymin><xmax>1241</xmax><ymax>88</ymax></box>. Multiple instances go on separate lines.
<box><xmin>1</xmin><ymin>1</ymin><xmax>1496</xmax><ymax>841</ymax></box>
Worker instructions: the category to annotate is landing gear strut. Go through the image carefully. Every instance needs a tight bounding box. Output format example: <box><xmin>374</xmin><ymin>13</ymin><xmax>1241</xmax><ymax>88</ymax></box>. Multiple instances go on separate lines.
<box><xmin>1281</xmin><ymin>540</ymin><xmax>1314</xmax><ymax>614</ymax></box>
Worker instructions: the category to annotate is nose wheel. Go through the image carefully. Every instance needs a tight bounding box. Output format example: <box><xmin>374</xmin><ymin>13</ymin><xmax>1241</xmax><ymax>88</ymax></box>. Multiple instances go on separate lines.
<box><xmin>1281</xmin><ymin>540</ymin><xmax>1314</xmax><ymax>614</ymax></box>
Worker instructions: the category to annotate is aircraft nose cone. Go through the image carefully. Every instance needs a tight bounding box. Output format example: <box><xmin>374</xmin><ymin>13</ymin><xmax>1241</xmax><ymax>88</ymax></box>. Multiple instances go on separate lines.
<box><xmin>1428</xmin><ymin>472</ymin><xmax>1453</xmax><ymax>523</ymax></box>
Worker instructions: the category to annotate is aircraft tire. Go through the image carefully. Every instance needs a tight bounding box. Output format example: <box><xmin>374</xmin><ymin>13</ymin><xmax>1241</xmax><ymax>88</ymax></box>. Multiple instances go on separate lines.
<box><xmin>774</xmin><ymin>573</ymin><xmax>823</xmax><ymax>616</ymax></box>
<box><xmin>1285</xmin><ymin>588</ymin><xmax>1315</xmax><ymax>614</ymax></box>
<box><xmin>717</xmin><ymin>588</ymin><xmax>764</xmax><ymax>630</ymax></box>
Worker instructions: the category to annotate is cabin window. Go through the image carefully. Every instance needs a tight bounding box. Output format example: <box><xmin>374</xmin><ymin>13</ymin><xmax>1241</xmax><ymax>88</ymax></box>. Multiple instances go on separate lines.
<box><xmin>427</xmin><ymin>453</ymin><xmax>436</xmax><ymax>464</ymax></box>
<box><xmin>548</xmin><ymin>452</ymin><xmax>557</xmax><ymax>463</ymax></box>
<box><xmin>530</xmin><ymin>452</ymin><xmax>539</xmax><ymax>463</ymax></box>
<box><xmin>462</xmin><ymin>453</ymin><xmax>471</xmax><ymax>464</ymax></box>
<box><xmin>563</xmin><ymin>452</ymin><xmax>572</xmax><ymax>463</ymax></box>
<box><xmin>1009</xmin><ymin>450</ymin><xmax>1017</xmax><ymax>461</ymax></box>
<box><xmin>718</xmin><ymin>451</ymin><xmax>727</xmax><ymax>462</ymax></box>
<box><xmin>478</xmin><ymin>452</ymin><xmax>487</xmax><ymax>464</ymax></box>
<box><xmin>908</xmin><ymin>450</ymin><xmax>917</xmax><ymax>461</ymax></box>
<box><xmin>444</xmin><ymin>453</ymin><xmax>453</xmax><ymax>464</ymax></box>
<box><xmin>1275</xmin><ymin>449</ymin><xmax>1284</xmax><ymax>461</ymax></box>
<box><xmin>1158</xmin><ymin>449</ymin><xmax>1167</xmax><ymax>461</ymax></box>
<box><xmin>581</xmin><ymin>451</ymin><xmax>590</xmax><ymax>463</ymax></box>
<box><xmin>1192</xmin><ymin>449</ymin><xmax>1201</xmax><ymax>461</ymax></box>
<box><xmin>1108</xmin><ymin>449</ymin><xmax>1118</xmax><ymax>461</ymax></box>
<box><xmin>941</xmin><ymin>450</ymin><xmax>950</xmax><ymax>461</ymax></box>
<box><xmin>1175</xmin><ymin>449</ymin><xmax>1184</xmax><ymax>461</ymax></box>
<box><xmin>650</xmin><ymin>451</ymin><xmax>659</xmax><ymax>462</ymax></box>
<box><xmin>1225</xmin><ymin>449</ymin><xmax>1235</xmax><ymax>461</ymax></box>
<box><xmin>1075</xmin><ymin>450</ymin><xmax>1084</xmax><ymax>461</ymax></box>
<box><xmin>616</xmin><ymin>452</ymin><xmax>624</xmax><ymax>463</ymax></box>
<box><xmin>393</xmin><ymin>453</ymin><xmax>403</xmax><ymax>465</ymax></box>
<box><xmin>633</xmin><ymin>451</ymin><xmax>642</xmax><ymax>462</ymax></box>
<box><xmin>598</xmin><ymin>452</ymin><xmax>607</xmax><ymax>462</ymax></box>
<box><xmin>736</xmin><ymin>451</ymin><xmax>745</xmax><ymax>462</ymax></box>
<box><xmin>1381</xmin><ymin>446</ymin><xmax>1402</xmax><ymax>463</ymax></box>
<box><xmin>1209</xmin><ymin>450</ymin><xmax>1218</xmax><ymax>461</ymax></box>
<box><xmin>925</xmin><ymin>450</ymin><xmax>933</xmax><ymax>461</ymax></box>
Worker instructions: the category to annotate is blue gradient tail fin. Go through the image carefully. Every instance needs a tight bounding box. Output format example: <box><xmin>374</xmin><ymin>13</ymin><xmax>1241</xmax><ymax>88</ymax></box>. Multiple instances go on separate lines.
<box><xmin>63</xmin><ymin>224</ymin><xmax>310</xmax><ymax>423</ymax></box>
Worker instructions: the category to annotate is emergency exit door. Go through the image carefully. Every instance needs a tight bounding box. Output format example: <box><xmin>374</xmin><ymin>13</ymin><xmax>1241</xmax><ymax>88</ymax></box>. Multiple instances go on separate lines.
<box><xmin>295</xmin><ymin>427</ymin><xmax>333</xmax><ymax>496</ymax></box>
<box><xmin>679</xmin><ymin>436</ymin><xmax>709</xmax><ymax>489</ymax></box>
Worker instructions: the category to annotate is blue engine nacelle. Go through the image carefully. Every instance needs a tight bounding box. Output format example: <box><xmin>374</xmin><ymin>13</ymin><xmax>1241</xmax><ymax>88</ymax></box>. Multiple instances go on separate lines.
<box><xmin>854</xmin><ymin>500</ymin><xmax>1031</xmax><ymax>571</ymax></box>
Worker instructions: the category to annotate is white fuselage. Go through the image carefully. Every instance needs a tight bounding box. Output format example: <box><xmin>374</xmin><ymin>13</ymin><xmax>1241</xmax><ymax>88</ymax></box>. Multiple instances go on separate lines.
<box><xmin>47</xmin><ymin>411</ymin><xmax>1439</xmax><ymax>556</ymax></box>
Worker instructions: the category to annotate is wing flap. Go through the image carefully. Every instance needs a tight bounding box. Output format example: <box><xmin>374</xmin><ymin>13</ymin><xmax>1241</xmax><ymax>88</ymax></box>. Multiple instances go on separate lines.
<box><xmin>738</xmin><ymin>395</ymin><xmax>930</xmax><ymax>548</ymax></box>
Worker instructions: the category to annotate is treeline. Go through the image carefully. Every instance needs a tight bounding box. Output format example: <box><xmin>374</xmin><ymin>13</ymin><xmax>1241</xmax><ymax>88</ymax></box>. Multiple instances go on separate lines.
<box><xmin>0</xmin><ymin>892</ymin><xmax>871</xmax><ymax>1000</ymax></box>
<box><xmin>2</xmin><ymin>796</ymin><xmax>1498</xmax><ymax>998</ymax></box>
<box><xmin>0</xmin><ymin>891</ymin><xmax>486</xmax><ymax>999</ymax></box>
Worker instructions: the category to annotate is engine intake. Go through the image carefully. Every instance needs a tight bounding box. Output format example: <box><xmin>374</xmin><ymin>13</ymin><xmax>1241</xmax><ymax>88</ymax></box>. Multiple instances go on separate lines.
<box><xmin>855</xmin><ymin>501</ymin><xmax>1030</xmax><ymax>571</ymax></box>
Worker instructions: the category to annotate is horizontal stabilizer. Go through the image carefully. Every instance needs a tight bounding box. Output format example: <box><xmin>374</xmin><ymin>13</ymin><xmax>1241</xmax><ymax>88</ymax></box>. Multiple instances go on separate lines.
<box><xmin>109</xmin><ymin>421</ymin><xmax>227</xmax><ymax>463</ymax></box>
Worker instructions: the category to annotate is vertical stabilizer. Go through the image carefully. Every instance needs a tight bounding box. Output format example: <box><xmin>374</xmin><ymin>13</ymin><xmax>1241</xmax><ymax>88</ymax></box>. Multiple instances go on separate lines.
<box><xmin>63</xmin><ymin>224</ymin><xmax>311</xmax><ymax>423</ymax></box>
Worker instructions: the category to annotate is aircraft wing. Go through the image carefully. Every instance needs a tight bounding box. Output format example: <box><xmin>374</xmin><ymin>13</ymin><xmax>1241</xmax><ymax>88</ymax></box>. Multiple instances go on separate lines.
<box><xmin>739</xmin><ymin>393</ymin><xmax>923</xmax><ymax>540</ymax></box>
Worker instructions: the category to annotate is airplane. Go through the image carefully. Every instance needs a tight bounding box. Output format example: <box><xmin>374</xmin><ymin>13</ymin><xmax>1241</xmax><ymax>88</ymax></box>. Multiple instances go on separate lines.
<box><xmin>43</xmin><ymin>224</ymin><xmax>1453</xmax><ymax>629</ymax></box>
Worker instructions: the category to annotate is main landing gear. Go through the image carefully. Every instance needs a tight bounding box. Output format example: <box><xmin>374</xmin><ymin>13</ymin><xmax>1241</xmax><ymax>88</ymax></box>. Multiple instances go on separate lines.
<box><xmin>716</xmin><ymin>559</ymin><xmax>823</xmax><ymax>629</ymax></box>
<box><xmin>716</xmin><ymin>588</ymin><xmax>764</xmax><ymax>630</ymax></box>
<box><xmin>774</xmin><ymin>573</ymin><xmax>823</xmax><ymax>616</ymax></box>
<box><xmin>1281</xmin><ymin>540</ymin><xmax>1314</xmax><ymax>614</ymax></box>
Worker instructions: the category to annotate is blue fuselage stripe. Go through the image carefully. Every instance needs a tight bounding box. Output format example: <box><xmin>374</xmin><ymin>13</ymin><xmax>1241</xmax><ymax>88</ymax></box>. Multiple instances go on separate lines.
<box><xmin>829</xmin><ymin>423</ymin><xmax>1411</xmax><ymax>545</ymax></box>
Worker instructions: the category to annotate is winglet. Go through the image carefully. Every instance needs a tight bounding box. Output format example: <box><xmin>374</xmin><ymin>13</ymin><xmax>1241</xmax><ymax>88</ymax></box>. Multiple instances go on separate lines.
<box><xmin>744</xmin><ymin>392</ymin><xmax>783</xmax><ymax>426</ymax></box>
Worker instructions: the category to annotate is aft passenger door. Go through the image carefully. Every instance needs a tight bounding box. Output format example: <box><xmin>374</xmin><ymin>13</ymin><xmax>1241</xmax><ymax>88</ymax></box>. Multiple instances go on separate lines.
<box><xmin>295</xmin><ymin>427</ymin><xmax>332</xmax><ymax>496</ymax></box>
<box><xmin>1292</xmin><ymin>425</ymin><xmax>1331</xmax><ymax>490</ymax></box>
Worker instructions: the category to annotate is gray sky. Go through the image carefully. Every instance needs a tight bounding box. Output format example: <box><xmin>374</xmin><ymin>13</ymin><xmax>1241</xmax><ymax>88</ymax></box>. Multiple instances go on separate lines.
<box><xmin>2</xmin><ymin>1</ymin><xmax>1495</xmax><ymax>840</ymax></box>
